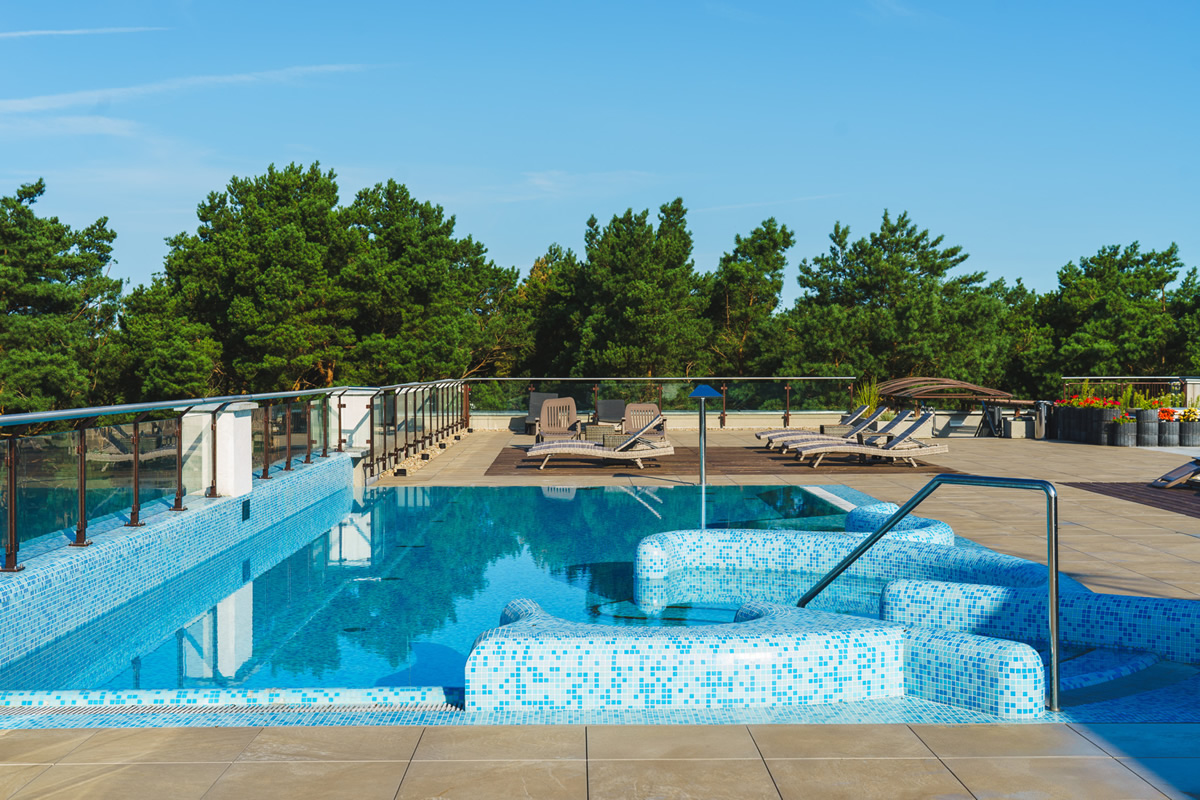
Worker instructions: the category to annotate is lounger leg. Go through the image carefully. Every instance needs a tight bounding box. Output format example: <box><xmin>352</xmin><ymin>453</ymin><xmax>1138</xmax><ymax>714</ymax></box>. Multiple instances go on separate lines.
<box><xmin>812</xmin><ymin>453</ymin><xmax>825</xmax><ymax>469</ymax></box>
<box><xmin>539</xmin><ymin>455</ymin><xmax>551</xmax><ymax>470</ymax></box>
<box><xmin>634</xmin><ymin>458</ymin><xmax>644</xmax><ymax>469</ymax></box>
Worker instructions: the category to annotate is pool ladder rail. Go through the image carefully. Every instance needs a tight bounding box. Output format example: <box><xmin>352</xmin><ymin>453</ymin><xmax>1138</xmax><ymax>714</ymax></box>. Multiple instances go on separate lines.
<box><xmin>796</xmin><ymin>473</ymin><xmax>1062</xmax><ymax>712</ymax></box>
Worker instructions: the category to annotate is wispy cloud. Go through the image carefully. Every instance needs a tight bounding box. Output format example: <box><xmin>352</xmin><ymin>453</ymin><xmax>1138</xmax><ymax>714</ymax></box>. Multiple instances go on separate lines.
<box><xmin>0</xmin><ymin>27</ymin><xmax>168</xmax><ymax>39</ymax></box>
<box><xmin>0</xmin><ymin>64</ymin><xmax>366</xmax><ymax>113</ymax></box>
<box><xmin>0</xmin><ymin>115</ymin><xmax>139</xmax><ymax>137</ymax></box>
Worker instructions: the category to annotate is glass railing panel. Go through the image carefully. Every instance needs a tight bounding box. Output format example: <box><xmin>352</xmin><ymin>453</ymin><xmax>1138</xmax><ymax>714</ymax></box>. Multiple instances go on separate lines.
<box><xmin>309</xmin><ymin>401</ymin><xmax>325</xmax><ymax>455</ymax></box>
<box><xmin>371</xmin><ymin>395</ymin><xmax>385</xmax><ymax>469</ymax></box>
<box><xmin>16</xmin><ymin>431</ymin><xmax>78</xmax><ymax>545</ymax></box>
<box><xmin>0</xmin><ymin>450</ymin><xmax>8</xmax><ymax>547</ymax></box>
<box><xmin>250</xmin><ymin>407</ymin><xmax>266</xmax><ymax>474</ymax></box>
<box><xmin>289</xmin><ymin>404</ymin><xmax>310</xmax><ymax>464</ymax></box>
<box><xmin>85</xmin><ymin>425</ymin><xmax>133</xmax><ymax>523</ymax></box>
<box><xmin>136</xmin><ymin>420</ymin><xmax>177</xmax><ymax>509</ymax></box>
<box><xmin>269</xmin><ymin>405</ymin><xmax>289</xmax><ymax>468</ymax></box>
<box><xmin>180</xmin><ymin>413</ymin><xmax>206</xmax><ymax>496</ymax></box>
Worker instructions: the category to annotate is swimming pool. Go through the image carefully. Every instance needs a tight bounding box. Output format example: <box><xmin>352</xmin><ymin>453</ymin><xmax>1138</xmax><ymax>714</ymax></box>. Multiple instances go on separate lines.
<box><xmin>0</xmin><ymin>484</ymin><xmax>869</xmax><ymax>695</ymax></box>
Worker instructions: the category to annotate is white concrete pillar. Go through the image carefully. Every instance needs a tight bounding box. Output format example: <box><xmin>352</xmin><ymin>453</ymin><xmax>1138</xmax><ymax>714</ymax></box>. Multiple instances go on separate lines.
<box><xmin>338</xmin><ymin>394</ymin><xmax>373</xmax><ymax>450</ymax></box>
<box><xmin>184</xmin><ymin>401</ymin><xmax>256</xmax><ymax>498</ymax></box>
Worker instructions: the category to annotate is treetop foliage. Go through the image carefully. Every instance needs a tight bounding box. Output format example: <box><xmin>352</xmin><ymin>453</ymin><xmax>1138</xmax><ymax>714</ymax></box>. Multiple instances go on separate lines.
<box><xmin>2</xmin><ymin>168</ymin><xmax>1197</xmax><ymax>415</ymax></box>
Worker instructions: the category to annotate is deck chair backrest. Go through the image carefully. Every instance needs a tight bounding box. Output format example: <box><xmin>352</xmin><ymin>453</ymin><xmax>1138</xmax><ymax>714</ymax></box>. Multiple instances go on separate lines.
<box><xmin>862</xmin><ymin>409</ymin><xmax>913</xmax><ymax>444</ymax></box>
<box><xmin>595</xmin><ymin>398</ymin><xmax>626</xmax><ymax>425</ymax></box>
<box><xmin>624</xmin><ymin>403</ymin><xmax>665</xmax><ymax>438</ymax></box>
<box><xmin>881</xmin><ymin>412</ymin><xmax>935</xmax><ymax>450</ymax></box>
<box><xmin>613</xmin><ymin>415</ymin><xmax>666</xmax><ymax>452</ymax></box>
<box><xmin>526</xmin><ymin>392</ymin><xmax>558</xmax><ymax>424</ymax></box>
<box><xmin>845</xmin><ymin>406</ymin><xmax>889</xmax><ymax>437</ymax></box>
<box><xmin>839</xmin><ymin>405</ymin><xmax>870</xmax><ymax>425</ymax></box>
<box><xmin>539</xmin><ymin>397</ymin><xmax>578</xmax><ymax>435</ymax></box>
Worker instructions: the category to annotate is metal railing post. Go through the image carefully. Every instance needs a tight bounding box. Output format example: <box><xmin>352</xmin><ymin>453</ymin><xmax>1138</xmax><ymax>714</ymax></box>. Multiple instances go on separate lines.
<box><xmin>283</xmin><ymin>402</ymin><xmax>294</xmax><ymax>471</ymax></box>
<box><xmin>720</xmin><ymin>384</ymin><xmax>728</xmax><ymax>429</ymax></box>
<box><xmin>3</xmin><ymin>439</ymin><xmax>24</xmax><ymax>572</ymax></box>
<box><xmin>368</xmin><ymin>394</ymin><xmax>377</xmax><ymax>476</ymax></box>
<box><xmin>261</xmin><ymin>404</ymin><xmax>272</xmax><ymax>479</ymax></box>
<box><xmin>304</xmin><ymin>401</ymin><xmax>313</xmax><ymax>464</ymax></box>
<box><xmin>171</xmin><ymin>411</ymin><xmax>190</xmax><ymax>511</ymax></box>
<box><xmin>337</xmin><ymin>392</ymin><xmax>345</xmax><ymax>452</ymax></box>
<box><xmin>464</xmin><ymin>383</ymin><xmax>471</xmax><ymax>429</ymax></box>
<box><xmin>321</xmin><ymin>395</ymin><xmax>329</xmax><ymax>458</ymax></box>
<box><xmin>126</xmin><ymin>414</ymin><xmax>148</xmax><ymax>527</ymax></box>
<box><xmin>796</xmin><ymin>473</ymin><xmax>1061</xmax><ymax>711</ymax></box>
<box><xmin>402</xmin><ymin>390</ymin><xmax>410</xmax><ymax>458</ymax></box>
<box><xmin>784</xmin><ymin>383</ymin><xmax>792</xmax><ymax>428</ymax></box>
<box><xmin>73</xmin><ymin>422</ymin><xmax>92</xmax><ymax>545</ymax></box>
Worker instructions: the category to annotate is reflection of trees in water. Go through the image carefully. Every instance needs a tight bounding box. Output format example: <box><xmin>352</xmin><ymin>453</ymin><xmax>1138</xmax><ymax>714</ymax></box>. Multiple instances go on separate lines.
<box><xmin>260</xmin><ymin>489</ymin><xmax>522</xmax><ymax>680</ymax></box>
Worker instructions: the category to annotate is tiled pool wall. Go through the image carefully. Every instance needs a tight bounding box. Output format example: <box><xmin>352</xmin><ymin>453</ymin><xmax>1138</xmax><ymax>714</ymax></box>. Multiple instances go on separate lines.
<box><xmin>0</xmin><ymin>454</ymin><xmax>354</xmax><ymax>688</ymax></box>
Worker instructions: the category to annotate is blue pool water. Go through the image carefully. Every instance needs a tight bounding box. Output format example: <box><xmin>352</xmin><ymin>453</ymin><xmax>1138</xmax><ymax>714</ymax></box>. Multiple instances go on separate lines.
<box><xmin>0</xmin><ymin>484</ymin><xmax>871</xmax><ymax>694</ymax></box>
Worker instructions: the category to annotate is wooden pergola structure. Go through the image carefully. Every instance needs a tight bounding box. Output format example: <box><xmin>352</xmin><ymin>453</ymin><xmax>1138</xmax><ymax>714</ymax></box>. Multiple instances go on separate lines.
<box><xmin>876</xmin><ymin>377</ymin><xmax>1032</xmax><ymax>407</ymax></box>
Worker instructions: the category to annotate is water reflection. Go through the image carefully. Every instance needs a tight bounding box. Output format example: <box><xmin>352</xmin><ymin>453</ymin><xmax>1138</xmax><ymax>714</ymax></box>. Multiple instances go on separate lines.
<box><xmin>0</xmin><ymin>484</ymin><xmax>849</xmax><ymax>693</ymax></box>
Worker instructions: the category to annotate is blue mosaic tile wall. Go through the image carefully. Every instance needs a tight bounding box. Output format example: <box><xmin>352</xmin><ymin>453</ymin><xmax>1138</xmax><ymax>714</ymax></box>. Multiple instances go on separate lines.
<box><xmin>881</xmin><ymin>579</ymin><xmax>1200</xmax><ymax>663</ymax></box>
<box><xmin>903</xmin><ymin>626</ymin><xmax>1045</xmax><ymax>718</ymax></box>
<box><xmin>0</xmin><ymin>455</ymin><xmax>353</xmax><ymax>675</ymax></box>
<box><xmin>465</xmin><ymin>599</ymin><xmax>905</xmax><ymax>711</ymax></box>
<box><xmin>844</xmin><ymin>503</ymin><xmax>955</xmax><ymax>546</ymax></box>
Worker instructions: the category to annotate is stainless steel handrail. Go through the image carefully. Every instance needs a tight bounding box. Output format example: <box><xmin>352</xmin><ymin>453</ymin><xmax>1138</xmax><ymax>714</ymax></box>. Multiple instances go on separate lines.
<box><xmin>796</xmin><ymin>473</ymin><xmax>1061</xmax><ymax>711</ymax></box>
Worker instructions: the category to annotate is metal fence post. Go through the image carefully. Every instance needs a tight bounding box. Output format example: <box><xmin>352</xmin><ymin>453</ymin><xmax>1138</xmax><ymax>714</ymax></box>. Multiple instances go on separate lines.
<box><xmin>126</xmin><ymin>414</ymin><xmax>148</xmax><ymax>527</ymax></box>
<box><xmin>171</xmin><ymin>411</ymin><xmax>189</xmax><ymax>511</ymax></box>
<box><xmin>73</xmin><ymin>422</ymin><xmax>93</xmax><ymax>545</ymax></box>
<box><xmin>283</xmin><ymin>402</ymin><xmax>294</xmax><ymax>471</ymax></box>
<box><xmin>261</xmin><ymin>404</ymin><xmax>273</xmax><ymax>480</ymax></box>
<box><xmin>720</xmin><ymin>383</ymin><xmax>728</xmax><ymax>429</ymax></box>
<box><xmin>464</xmin><ymin>383</ymin><xmax>471</xmax><ymax>429</ymax></box>
<box><xmin>3</xmin><ymin>439</ymin><xmax>24</xmax><ymax>572</ymax></box>
<box><xmin>304</xmin><ymin>401</ymin><xmax>313</xmax><ymax>464</ymax></box>
<box><xmin>321</xmin><ymin>395</ymin><xmax>329</xmax><ymax>458</ymax></box>
<box><xmin>784</xmin><ymin>383</ymin><xmax>792</xmax><ymax>428</ymax></box>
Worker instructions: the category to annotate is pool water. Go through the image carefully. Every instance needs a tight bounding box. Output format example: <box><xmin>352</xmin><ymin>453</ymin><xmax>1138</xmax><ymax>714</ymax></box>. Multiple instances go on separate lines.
<box><xmin>0</xmin><ymin>484</ymin><xmax>866</xmax><ymax>694</ymax></box>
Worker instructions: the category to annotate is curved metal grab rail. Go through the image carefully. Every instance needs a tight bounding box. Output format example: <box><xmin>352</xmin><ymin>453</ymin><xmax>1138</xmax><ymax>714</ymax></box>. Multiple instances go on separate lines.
<box><xmin>797</xmin><ymin>473</ymin><xmax>1060</xmax><ymax>711</ymax></box>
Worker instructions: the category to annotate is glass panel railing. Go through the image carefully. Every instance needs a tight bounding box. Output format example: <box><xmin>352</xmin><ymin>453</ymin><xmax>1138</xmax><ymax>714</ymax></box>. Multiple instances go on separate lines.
<box><xmin>269</xmin><ymin>405</ymin><xmax>289</xmax><ymax>469</ymax></box>
<box><xmin>0</xmin><ymin>449</ymin><xmax>8</xmax><ymax>549</ymax></box>
<box><xmin>180</xmin><ymin>414</ymin><xmax>205</xmax><ymax>496</ymax></box>
<box><xmin>289</xmin><ymin>404</ymin><xmax>310</xmax><ymax>464</ymax></box>
<box><xmin>309</xmin><ymin>401</ymin><xmax>325</xmax><ymax>456</ymax></box>
<box><xmin>16</xmin><ymin>431</ymin><xmax>78</xmax><ymax>545</ymax></box>
<box><xmin>86</xmin><ymin>425</ymin><xmax>132</xmax><ymax>523</ymax></box>
<box><xmin>137</xmin><ymin>420</ymin><xmax>177</xmax><ymax>510</ymax></box>
<box><xmin>250</xmin><ymin>407</ymin><xmax>266</xmax><ymax>475</ymax></box>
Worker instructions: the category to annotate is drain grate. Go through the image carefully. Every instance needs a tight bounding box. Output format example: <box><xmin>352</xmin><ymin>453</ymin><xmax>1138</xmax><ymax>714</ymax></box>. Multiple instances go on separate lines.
<box><xmin>0</xmin><ymin>702</ymin><xmax>460</xmax><ymax>717</ymax></box>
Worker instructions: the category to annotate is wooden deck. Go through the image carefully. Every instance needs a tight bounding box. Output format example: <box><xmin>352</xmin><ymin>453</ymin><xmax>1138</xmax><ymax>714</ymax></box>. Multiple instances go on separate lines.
<box><xmin>1065</xmin><ymin>481</ymin><xmax>1200</xmax><ymax>520</ymax></box>
<box><xmin>486</xmin><ymin>444</ymin><xmax>952</xmax><ymax>477</ymax></box>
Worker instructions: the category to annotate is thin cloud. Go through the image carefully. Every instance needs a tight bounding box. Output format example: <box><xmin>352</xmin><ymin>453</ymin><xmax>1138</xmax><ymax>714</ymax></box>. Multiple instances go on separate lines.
<box><xmin>0</xmin><ymin>27</ymin><xmax>168</xmax><ymax>39</ymax></box>
<box><xmin>0</xmin><ymin>64</ymin><xmax>366</xmax><ymax>113</ymax></box>
<box><xmin>0</xmin><ymin>115</ymin><xmax>139</xmax><ymax>137</ymax></box>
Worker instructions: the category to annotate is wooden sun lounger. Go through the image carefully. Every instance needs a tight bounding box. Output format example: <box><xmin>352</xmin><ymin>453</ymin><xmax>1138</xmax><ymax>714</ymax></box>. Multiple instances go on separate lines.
<box><xmin>528</xmin><ymin>416</ymin><xmax>673</xmax><ymax>470</ymax></box>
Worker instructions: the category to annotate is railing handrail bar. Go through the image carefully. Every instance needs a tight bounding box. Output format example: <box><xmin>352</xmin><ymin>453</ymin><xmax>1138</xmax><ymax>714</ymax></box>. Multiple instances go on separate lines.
<box><xmin>1061</xmin><ymin>375</ymin><xmax>1195</xmax><ymax>381</ymax></box>
<box><xmin>460</xmin><ymin>376</ymin><xmax>856</xmax><ymax>382</ymax></box>
<box><xmin>0</xmin><ymin>385</ymin><xmax>429</xmax><ymax>428</ymax></box>
<box><xmin>796</xmin><ymin>473</ymin><xmax>1061</xmax><ymax>711</ymax></box>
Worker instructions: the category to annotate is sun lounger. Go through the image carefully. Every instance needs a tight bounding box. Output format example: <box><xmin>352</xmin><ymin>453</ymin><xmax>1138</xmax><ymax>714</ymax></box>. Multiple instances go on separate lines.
<box><xmin>778</xmin><ymin>409</ymin><xmax>913</xmax><ymax>453</ymax></box>
<box><xmin>754</xmin><ymin>404</ymin><xmax>870</xmax><ymax>441</ymax></box>
<box><xmin>788</xmin><ymin>413</ymin><xmax>946</xmax><ymax>467</ymax></box>
<box><xmin>535</xmin><ymin>397</ymin><xmax>581</xmax><ymax>443</ymax></box>
<box><xmin>528</xmin><ymin>415</ymin><xmax>674</xmax><ymax>470</ymax></box>
<box><xmin>1150</xmin><ymin>458</ymin><xmax>1200</xmax><ymax>489</ymax></box>
<box><xmin>525</xmin><ymin>391</ymin><xmax>558</xmax><ymax>435</ymax></box>
<box><xmin>623</xmin><ymin>403</ymin><xmax>667</xmax><ymax>440</ymax></box>
<box><xmin>763</xmin><ymin>406</ymin><xmax>891</xmax><ymax>449</ymax></box>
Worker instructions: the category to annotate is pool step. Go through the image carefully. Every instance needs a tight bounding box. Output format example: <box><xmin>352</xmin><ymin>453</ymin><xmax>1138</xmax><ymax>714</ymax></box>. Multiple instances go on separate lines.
<box><xmin>1060</xmin><ymin>661</ymin><xmax>1200</xmax><ymax>707</ymax></box>
<box><xmin>1040</xmin><ymin>646</ymin><xmax>1161</xmax><ymax>691</ymax></box>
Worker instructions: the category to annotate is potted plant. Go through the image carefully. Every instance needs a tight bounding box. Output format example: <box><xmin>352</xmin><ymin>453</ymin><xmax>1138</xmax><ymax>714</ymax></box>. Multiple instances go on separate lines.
<box><xmin>1181</xmin><ymin>407</ymin><xmax>1200</xmax><ymax>447</ymax></box>
<box><xmin>1110</xmin><ymin>413</ymin><xmax>1137</xmax><ymax>447</ymax></box>
<box><xmin>1135</xmin><ymin>395</ymin><xmax>1159</xmax><ymax>447</ymax></box>
<box><xmin>1158</xmin><ymin>407</ymin><xmax>1180</xmax><ymax>446</ymax></box>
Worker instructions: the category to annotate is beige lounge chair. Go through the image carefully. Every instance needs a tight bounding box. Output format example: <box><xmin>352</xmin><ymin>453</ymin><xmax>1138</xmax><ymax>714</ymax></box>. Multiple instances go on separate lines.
<box><xmin>764</xmin><ymin>406</ymin><xmax>892</xmax><ymax>449</ymax></box>
<box><xmin>789</xmin><ymin>413</ymin><xmax>946</xmax><ymax>467</ymax></box>
<box><xmin>623</xmin><ymin>403</ymin><xmax>667</xmax><ymax>440</ymax></box>
<box><xmin>535</xmin><ymin>397</ymin><xmax>581</xmax><ymax>443</ymax></box>
<box><xmin>528</xmin><ymin>415</ymin><xmax>673</xmax><ymax>470</ymax></box>
<box><xmin>755</xmin><ymin>404</ymin><xmax>870</xmax><ymax>441</ymax></box>
<box><xmin>778</xmin><ymin>409</ymin><xmax>913</xmax><ymax>453</ymax></box>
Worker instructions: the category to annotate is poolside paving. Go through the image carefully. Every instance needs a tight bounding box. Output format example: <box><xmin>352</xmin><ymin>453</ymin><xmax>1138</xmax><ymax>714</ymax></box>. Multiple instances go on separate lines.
<box><xmin>2</xmin><ymin>430</ymin><xmax>1198</xmax><ymax>797</ymax></box>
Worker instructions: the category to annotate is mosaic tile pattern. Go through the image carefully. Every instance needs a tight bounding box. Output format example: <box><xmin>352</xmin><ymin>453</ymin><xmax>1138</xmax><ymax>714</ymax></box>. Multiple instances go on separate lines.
<box><xmin>0</xmin><ymin>455</ymin><xmax>353</xmax><ymax>677</ymax></box>
<box><xmin>903</xmin><ymin>626</ymin><xmax>1045</xmax><ymax>719</ymax></box>
<box><xmin>0</xmin><ymin>686</ymin><xmax>447</xmax><ymax>709</ymax></box>
<box><xmin>465</xmin><ymin>599</ymin><xmax>905</xmax><ymax>710</ymax></box>
<box><xmin>881</xmin><ymin>579</ymin><xmax>1200</xmax><ymax>663</ymax></box>
<box><xmin>843</xmin><ymin>502</ymin><xmax>955</xmax><ymax>546</ymax></box>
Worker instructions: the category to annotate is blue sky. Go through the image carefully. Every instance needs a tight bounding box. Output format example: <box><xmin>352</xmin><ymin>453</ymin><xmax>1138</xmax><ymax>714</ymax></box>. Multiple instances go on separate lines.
<box><xmin>2</xmin><ymin>1</ymin><xmax>1197</xmax><ymax>305</ymax></box>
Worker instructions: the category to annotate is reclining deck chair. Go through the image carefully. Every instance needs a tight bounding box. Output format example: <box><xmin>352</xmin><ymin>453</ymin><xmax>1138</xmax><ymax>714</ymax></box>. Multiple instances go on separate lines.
<box><xmin>763</xmin><ymin>406</ymin><xmax>891</xmax><ymax>449</ymax></box>
<box><xmin>528</xmin><ymin>415</ymin><xmax>674</xmax><ymax>470</ymax></box>
<box><xmin>623</xmin><ymin>403</ymin><xmax>667</xmax><ymax>440</ymax></box>
<box><xmin>755</xmin><ymin>404</ymin><xmax>869</xmax><ymax>442</ymax></box>
<box><xmin>789</xmin><ymin>412</ymin><xmax>946</xmax><ymax>467</ymax></box>
<box><xmin>534</xmin><ymin>397</ymin><xmax>581</xmax><ymax>443</ymax></box>
<box><xmin>778</xmin><ymin>409</ymin><xmax>913</xmax><ymax>454</ymax></box>
<box><xmin>525</xmin><ymin>392</ymin><xmax>558</xmax><ymax>435</ymax></box>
